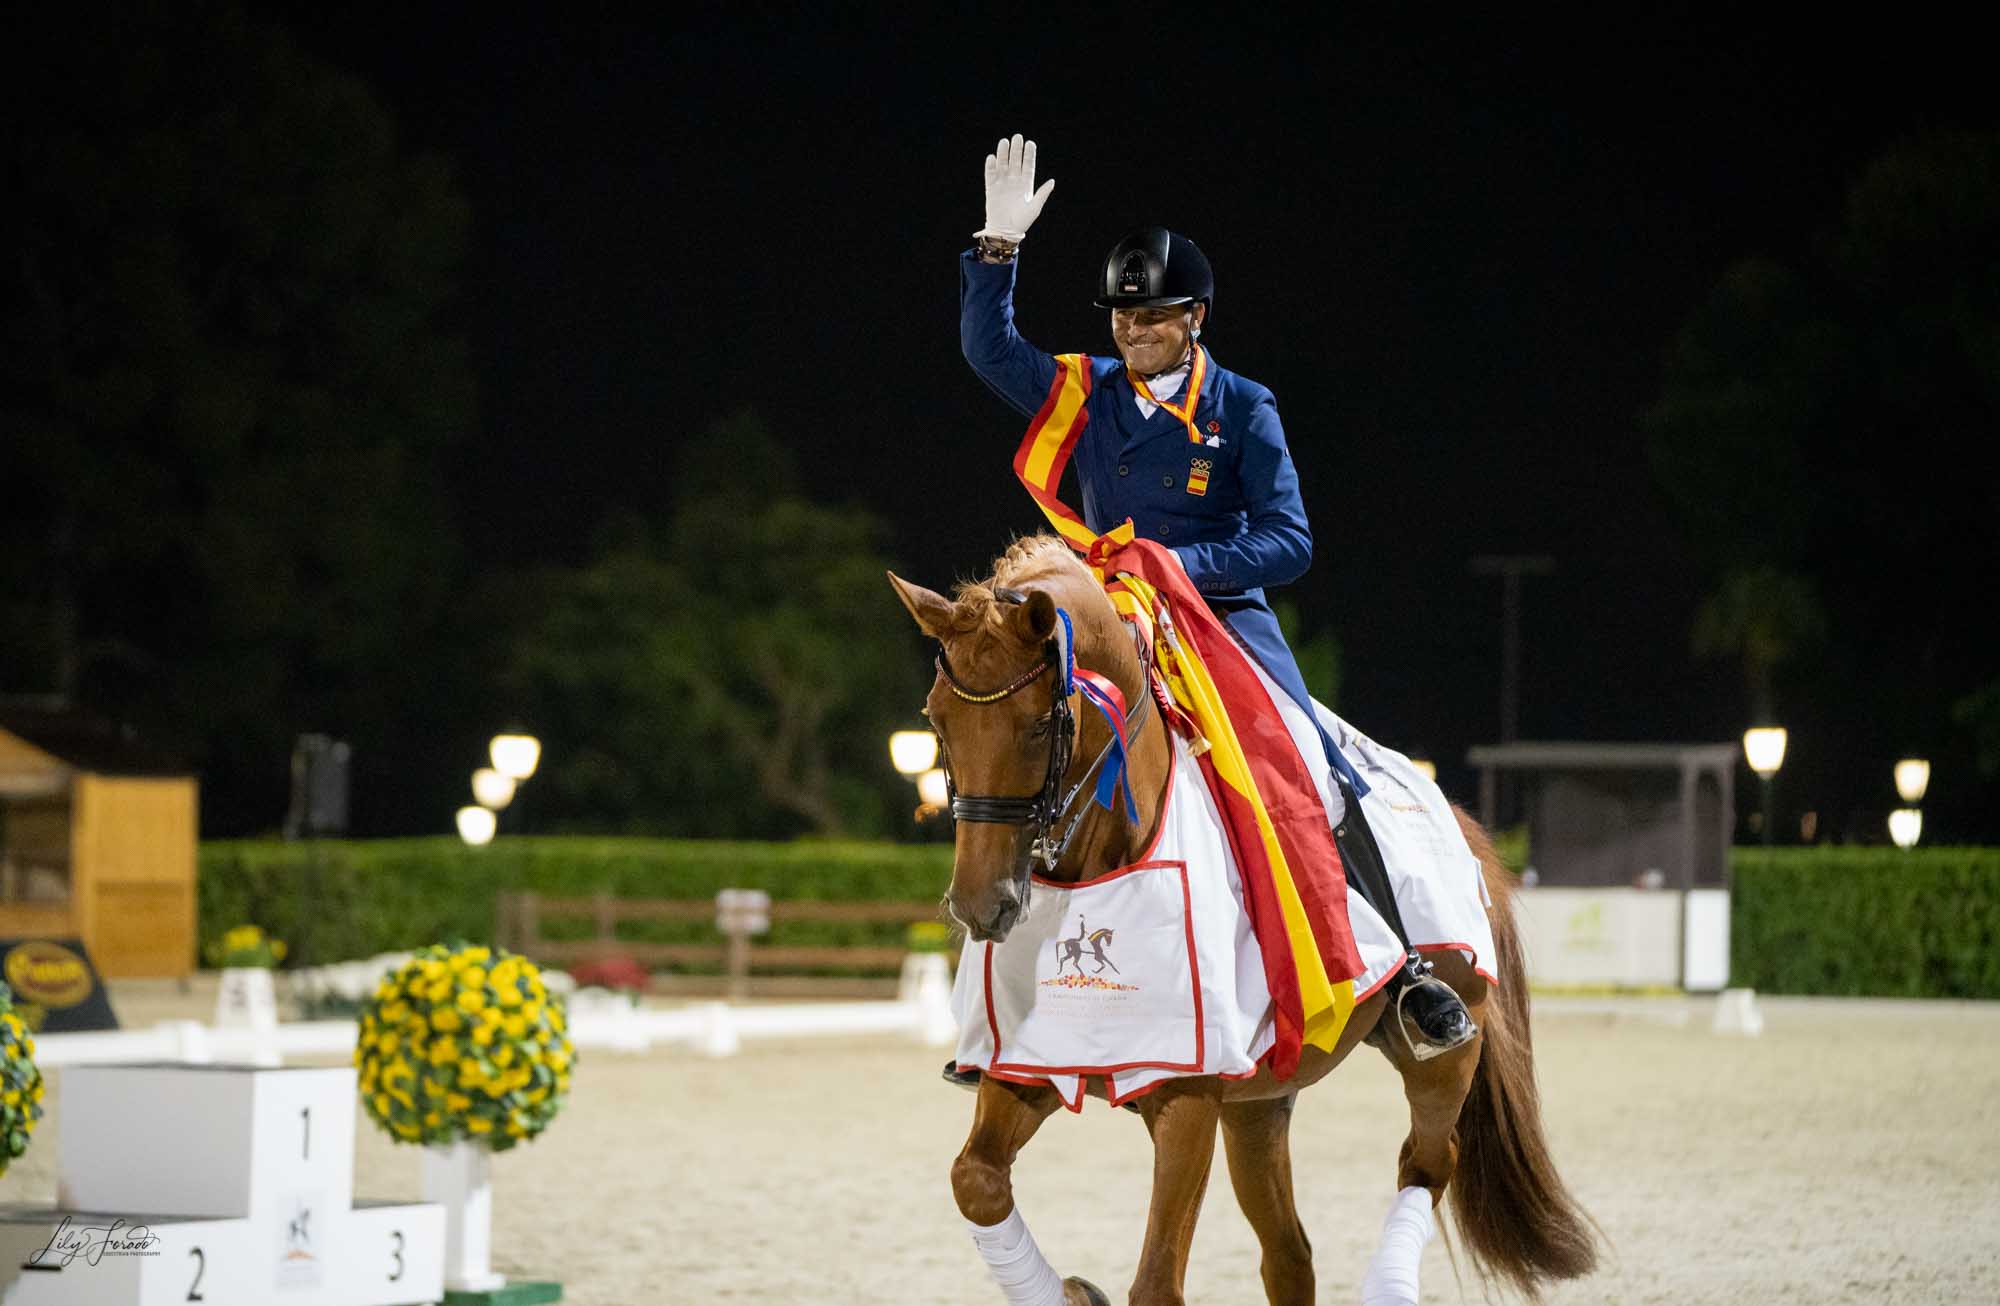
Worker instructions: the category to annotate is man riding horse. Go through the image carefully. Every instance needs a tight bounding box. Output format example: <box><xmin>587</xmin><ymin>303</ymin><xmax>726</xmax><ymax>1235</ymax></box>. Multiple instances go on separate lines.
<box><xmin>953</xmin><ymin>134</ymin><xmax>1472</xmax><ymax>1063</ymax></box>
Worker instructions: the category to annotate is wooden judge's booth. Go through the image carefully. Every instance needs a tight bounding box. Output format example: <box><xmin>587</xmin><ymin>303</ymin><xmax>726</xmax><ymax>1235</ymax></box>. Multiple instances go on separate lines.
<box><xmin>0</xmin><ymin>704</ymin><xmax>197</xmax><ymax>978</ymax></box>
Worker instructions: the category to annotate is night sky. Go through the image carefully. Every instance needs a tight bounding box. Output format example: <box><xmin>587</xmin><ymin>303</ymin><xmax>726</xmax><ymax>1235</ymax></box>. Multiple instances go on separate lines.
<box><xmin>262</xmin><ymin>8</ymin><xmax>1993</xmax><ymax>813</ymax></box>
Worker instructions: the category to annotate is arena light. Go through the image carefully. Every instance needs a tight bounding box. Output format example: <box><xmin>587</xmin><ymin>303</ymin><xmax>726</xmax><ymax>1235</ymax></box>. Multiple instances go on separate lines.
<box><xmin>1742</xmin><ymin>726</ymin><xmax>1787</xmax><ymax>778</ymax></box>
<box><xmin>890</xmin><ymin>730</ymin><xmax>940</xmax><ymax>776</ymax></box>
<box><xmin>455</xmin><ymin>806</ymin><xmax>497</xmax><ymax>847</ymax></box>
<box><xmin>1887</xmin><ymin>808</ymin><xmax>1922</xmax><ymax>849</ymax></box>
<box><xmin>1744</xmin><ymin>726</ymin><xmax>1788</xmax><ymax>856</ymax></box>
<box><xmin>471</xmin><ymin>768</ymin><xmax>516</xmax><ymax>810</ymax></box>
<box><xmin>916</xmin><ymin>768</ymin><xmax>949</xmax><ymax>810</ymax></box>
<box><xmin>490</xmin><ymin>733</ymin><xmax>541</xmax><ymax>781</ymax></box>
<box><xmin>1893</xmin><ymin>758</ymin><xmax>1930</xmax><ymax>805</ymax></box>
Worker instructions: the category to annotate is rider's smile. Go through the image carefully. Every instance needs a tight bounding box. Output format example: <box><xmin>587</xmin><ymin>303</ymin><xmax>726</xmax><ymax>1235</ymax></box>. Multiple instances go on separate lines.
<box><xmin>1113</xmin><ymin>304</ymin><xmax>1205</xmax><ymax>376</ymax></box>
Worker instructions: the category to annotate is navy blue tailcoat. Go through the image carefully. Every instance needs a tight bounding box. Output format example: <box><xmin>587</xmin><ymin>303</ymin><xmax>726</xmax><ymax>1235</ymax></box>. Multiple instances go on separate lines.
<box><xmin>959</xmin><ymin>250</ymin><xmax>1364</xmax><ymax>793</ymax></box>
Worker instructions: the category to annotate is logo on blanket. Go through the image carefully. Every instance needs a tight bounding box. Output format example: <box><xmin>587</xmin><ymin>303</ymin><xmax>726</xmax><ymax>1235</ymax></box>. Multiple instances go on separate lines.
<box><xmin>1042</xmin><ymin>915</ymin><xmax>1139</xmax><ymax>992</ymax></box>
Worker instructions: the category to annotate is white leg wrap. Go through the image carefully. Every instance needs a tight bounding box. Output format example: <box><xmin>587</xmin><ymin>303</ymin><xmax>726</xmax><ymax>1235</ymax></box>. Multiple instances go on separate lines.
<box><xmin>1360</xmin><ymin>1185</ymin><xmax>1436</xmax><ymax>1306</ymax></box>
<box><xmin>967</xmin><ymin>1207</ymin><xmax>1067</xmax><ymax>1306</ymax></box>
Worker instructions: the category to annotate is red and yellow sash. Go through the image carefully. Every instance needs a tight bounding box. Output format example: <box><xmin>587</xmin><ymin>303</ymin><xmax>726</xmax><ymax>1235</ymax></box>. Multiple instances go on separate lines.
<box><xmin>1010</xmin><ymin>354</ymin><xmax>1102</xmax><ymax>554</ymax></box>
<box><xmin>1011</xmin><ymin>354</ymin><xmax>1362</xmax><ymax>1079</ymax></box>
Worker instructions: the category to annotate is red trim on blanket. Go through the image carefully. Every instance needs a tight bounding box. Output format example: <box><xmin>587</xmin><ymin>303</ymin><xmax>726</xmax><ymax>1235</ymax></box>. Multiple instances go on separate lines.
<box><xmin>1030</xmin><ymin>855</ymin><xmax>1177</xmax><ymax>891</ymax></box>
<box><xmin>1101</xmin><ymin>1061</ymin><xmax>1264</xmax><ymax>1109</ymax></box>
<box><xmin>1105</xmin><ymin>1076</ymin><xmax>1159</xmax><ymax>1108</ymax></box>
<box><xmin>990</xmin><ymin>862</ymin><xmax>1203</xmax><ymax>1080</ymax></box>
<box><xmin>1416</xmin><ymin>940</ymin><xmax>1499</xmax><ymax>986</ymax></box>
<box><xmin>1355</xmin><ymin>964</ymin><xmax>1398</xmax><ymax>1004</ymax></box>
<box><xmin>1181</xmin><ymin>854</ymin><xmax>1205</xmax><ymax>1070</ymax></box>
<box><xmin>988</xmin><ymin>1049</ymin><xmax>1206</xmax><ymax>1078</ymax></box>
<box><xmin>984</xmin><ymin>1053</ymin><xmax>1206</xmax><ymax>1086</ymax></box>
<box><xmin>979</xmin><ymin>1065</ymin><xmax>1091</xmax><ymax>1112</ymax></box>
<box><xmin>969</xmin><ymin>1051</ymin><xmax>1271</xmax><ymax>1113</ymax></box>
<box><xmin>1348</xmin><ymin>944</ymin><xmax>1498</xmax><ymax>1008</ymax></box>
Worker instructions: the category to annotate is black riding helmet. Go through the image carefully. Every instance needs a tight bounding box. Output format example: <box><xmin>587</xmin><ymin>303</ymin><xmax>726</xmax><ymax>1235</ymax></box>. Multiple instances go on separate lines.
<box><xmin>1094</xmin><ymin>225</ymin><xmax>1214</xmax><ymax>325</ymax></box>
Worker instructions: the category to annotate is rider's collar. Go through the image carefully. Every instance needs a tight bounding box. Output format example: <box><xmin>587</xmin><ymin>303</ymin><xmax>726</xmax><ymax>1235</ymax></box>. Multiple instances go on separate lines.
<box><xmin>1138</xmin><ymin>346</ymin><xmax>1194</xmax><ymax>386</ymax></box>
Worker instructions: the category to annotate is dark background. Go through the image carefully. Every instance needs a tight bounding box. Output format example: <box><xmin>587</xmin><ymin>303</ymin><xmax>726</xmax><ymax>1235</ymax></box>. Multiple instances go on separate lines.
<box><xmin>7</xmin><ymin>6</ymin><xmax>1995</xmax><ymax>840</ymax></box>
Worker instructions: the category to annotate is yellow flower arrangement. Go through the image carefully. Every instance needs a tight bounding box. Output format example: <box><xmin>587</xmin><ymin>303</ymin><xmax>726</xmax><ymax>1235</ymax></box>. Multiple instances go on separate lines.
<box><xmin>208</xmin><ymin>923</ymin><xmax>288</xmax><ymax>969</ymax></box>
<box><xmin>0</xmin><ymin>983</ymin><xmax>47</xmax><ymax>1176</ymax></box>
<box><xmin>353</xmin><ymin>942</ymin><xmax>573</xmax><ymax>1151</ymax></box>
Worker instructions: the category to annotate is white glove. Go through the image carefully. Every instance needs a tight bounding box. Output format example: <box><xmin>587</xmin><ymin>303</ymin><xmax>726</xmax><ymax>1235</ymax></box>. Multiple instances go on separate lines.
<box><xmin>976</xmin><ymin>134</ymin><xmax>1055</xmax><ymax>243</ymax></box>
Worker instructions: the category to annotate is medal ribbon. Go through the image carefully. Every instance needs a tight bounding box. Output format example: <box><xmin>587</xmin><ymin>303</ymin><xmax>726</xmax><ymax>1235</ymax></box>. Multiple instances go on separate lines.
<box><xmin>1125</xmin><ymin>343</ymin><xmax>1209</xmax><ymax>445</ymax></box>
<box><xmin>1072</xmin><ymin>667</ymin><xmax>1139</xmax><ymax>823</ymax></box>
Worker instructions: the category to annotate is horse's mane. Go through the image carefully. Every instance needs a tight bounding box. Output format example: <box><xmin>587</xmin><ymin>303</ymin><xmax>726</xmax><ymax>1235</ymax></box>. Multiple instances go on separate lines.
<box><xmin>944</xmin><ymin>534</ymin><xmax>1094</xmax><ymax>638</ymax></box>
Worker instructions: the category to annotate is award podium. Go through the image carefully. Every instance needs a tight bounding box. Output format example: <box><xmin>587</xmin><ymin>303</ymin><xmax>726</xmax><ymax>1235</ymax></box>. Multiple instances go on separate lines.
<box><xmin>0</xmin><ymin>1063</ymin><xmax>443</xmax><ymax>1305</ymax></box>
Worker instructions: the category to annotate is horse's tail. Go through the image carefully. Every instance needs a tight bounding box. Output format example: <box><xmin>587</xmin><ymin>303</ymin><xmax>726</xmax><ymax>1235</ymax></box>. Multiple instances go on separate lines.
<box><xmin>1447</xmin><ymin>810</ymin><xmax>1600</xmax><ymax>1299</ymax></box>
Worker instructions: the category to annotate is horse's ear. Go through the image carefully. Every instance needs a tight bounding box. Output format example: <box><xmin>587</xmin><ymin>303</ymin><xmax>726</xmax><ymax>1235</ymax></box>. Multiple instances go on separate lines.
<box><xmin>887</xmin><ymin>571</ymin><xmax>953</xmax><ymax>639</ymax></box>
<box><xmin>1012</xmin><ymin>589</ymin><xmax>1058</xmax><ymax>645</ymax></box>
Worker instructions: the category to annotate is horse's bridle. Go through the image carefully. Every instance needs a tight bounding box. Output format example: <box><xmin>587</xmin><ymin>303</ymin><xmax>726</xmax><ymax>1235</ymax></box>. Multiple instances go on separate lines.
<box><xmin>933</xmin><ymin>609</ymin><xmax>1152</xmax><ymax>876</ymax></box>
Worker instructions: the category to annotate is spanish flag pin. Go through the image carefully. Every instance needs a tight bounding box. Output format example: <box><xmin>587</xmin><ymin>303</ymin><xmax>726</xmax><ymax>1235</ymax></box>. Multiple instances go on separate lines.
<box><xmin>1187</xmin><ymin>457</ymin><xmax>1212</xmax><ymax>497</ymax></box>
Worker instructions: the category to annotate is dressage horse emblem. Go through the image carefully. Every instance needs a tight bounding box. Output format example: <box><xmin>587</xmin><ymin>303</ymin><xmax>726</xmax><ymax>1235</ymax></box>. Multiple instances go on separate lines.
<box><xmin>276</xmin><ymin>1193</ymin><xmax>324</xmax><ymax>1287</ymax></box>
<box><xmin>1043</xmin><ymin>915</ymin><xmax>1138</xmax><ymax>991</ymax></box>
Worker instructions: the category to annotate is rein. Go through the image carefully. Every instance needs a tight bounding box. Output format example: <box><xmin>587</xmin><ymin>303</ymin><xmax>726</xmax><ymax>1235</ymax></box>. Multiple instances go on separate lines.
<box><xmin>935</xmin><ymin>630</ymin><xmax>1153</xmax><ymax>875</ymax></box>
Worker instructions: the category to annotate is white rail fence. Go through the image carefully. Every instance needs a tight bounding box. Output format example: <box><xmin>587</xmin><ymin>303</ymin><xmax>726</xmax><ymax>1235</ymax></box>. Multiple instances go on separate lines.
<box><xmin>34</xmin><ymin>953</ymin><xmax>959</xmax><ymax>1069</ymax></box>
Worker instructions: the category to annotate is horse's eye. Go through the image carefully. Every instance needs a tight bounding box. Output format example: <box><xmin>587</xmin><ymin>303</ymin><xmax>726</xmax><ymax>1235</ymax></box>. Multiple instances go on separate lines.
<box><xmin>1028</xmin><ymin>714</ymin><xmax>1053</xmax><ymax>739</ymax></box>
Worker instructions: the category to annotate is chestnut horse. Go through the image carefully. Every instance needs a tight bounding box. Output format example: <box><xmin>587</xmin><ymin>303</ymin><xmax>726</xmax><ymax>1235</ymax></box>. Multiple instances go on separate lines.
<box><xmin>890</xmin><ymin>536</ymin><xmax>1597</xmax><ymax>1306</ymax></box>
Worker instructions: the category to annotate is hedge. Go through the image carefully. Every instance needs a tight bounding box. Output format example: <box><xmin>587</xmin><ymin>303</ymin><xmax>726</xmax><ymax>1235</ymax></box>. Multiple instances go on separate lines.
<box><xmin>200</xmin><ymin>837</ymin><xmax>954</xmax><ymax>971</ymax></box>
<box><xmin>200</xmin><ymin>837</ymin><xmax>2000</xmax><ymax>998</ymax></box>
<box><xmin>1729</xmin><ymin>846</ymin><xmax>2000</xmax><ymax>998</ymax></box>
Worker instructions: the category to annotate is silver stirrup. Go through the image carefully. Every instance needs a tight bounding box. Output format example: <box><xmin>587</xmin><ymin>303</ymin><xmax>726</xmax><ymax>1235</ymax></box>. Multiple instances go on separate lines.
<box><xmin>1391</xmin><ymin>973</ymin><xmax>1479</xmax><ymax>1063</ymax></box>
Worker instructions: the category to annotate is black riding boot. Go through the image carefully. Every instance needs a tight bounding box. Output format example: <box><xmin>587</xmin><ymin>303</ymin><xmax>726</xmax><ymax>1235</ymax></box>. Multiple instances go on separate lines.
<box><xmin>1380</xmin><ymin>953</ymin><xmax>1477</xmax><ymax>1060</ymax></box>
<box><xmin>1329</xmin><ymin>770</ymin><xmax>1478</xmax><ymax>1060</ymax></box>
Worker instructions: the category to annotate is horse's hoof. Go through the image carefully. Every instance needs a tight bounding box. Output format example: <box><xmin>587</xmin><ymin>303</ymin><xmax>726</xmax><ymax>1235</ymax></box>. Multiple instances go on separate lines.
<box><xmin>1062</xmin><ymin>1276</ymin><xmax>1111</xmax><ymax>1306</ymax></box>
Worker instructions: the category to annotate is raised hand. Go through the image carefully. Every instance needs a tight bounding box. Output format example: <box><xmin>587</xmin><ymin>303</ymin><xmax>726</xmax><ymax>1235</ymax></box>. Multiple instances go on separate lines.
<box><xmin>977</xmin><ymin>133</ymin><xmax>1055</xmax><ymax>243</ymax></box>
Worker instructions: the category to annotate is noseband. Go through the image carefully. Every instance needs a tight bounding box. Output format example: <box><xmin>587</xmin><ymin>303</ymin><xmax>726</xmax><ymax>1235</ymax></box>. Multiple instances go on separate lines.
<box><xmin>933</xmin><ymin>611</ymin><xmax>1152</xmax><ymax>875</ymax></box>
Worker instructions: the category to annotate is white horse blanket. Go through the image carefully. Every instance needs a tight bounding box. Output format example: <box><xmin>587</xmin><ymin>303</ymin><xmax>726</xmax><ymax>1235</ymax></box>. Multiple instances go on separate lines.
<box><xmin>951</xmin><ymin>677</ymin><xmax>1496</xmax><ymax>1109</ymax></box>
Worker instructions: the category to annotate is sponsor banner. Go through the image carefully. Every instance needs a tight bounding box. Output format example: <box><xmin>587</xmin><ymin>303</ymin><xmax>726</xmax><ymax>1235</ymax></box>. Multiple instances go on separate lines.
<box><xmin>1</xmin><ymin>938</ymin><xmax>119</xmax><ymax>1032</ymax></box>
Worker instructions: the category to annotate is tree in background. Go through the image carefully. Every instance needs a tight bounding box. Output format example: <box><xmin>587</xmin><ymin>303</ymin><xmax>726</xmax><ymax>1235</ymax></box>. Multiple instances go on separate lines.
<box><xmin>1953</xmin><ymin>685</ymin><xmax>2000</xmax><ymax>781</ymax></box>
<box><xmin>0</xmin><ymin>9</ymin><xmax>475</xmax><ymax>833</ymax></box>
<box><xmin>488</xmin><ymin>413</ymin><xmax>920</xmax><ymax>838</ymax></box>
<box><xmin>1646</xmin><ymin>129</ymin><xmax>2000</xmax><ymax>838</ymax></box>
<box><xmin>1690</xmin><ymin>566</ymin><xmax>1826</xmax><ymax>724</ymax></box>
